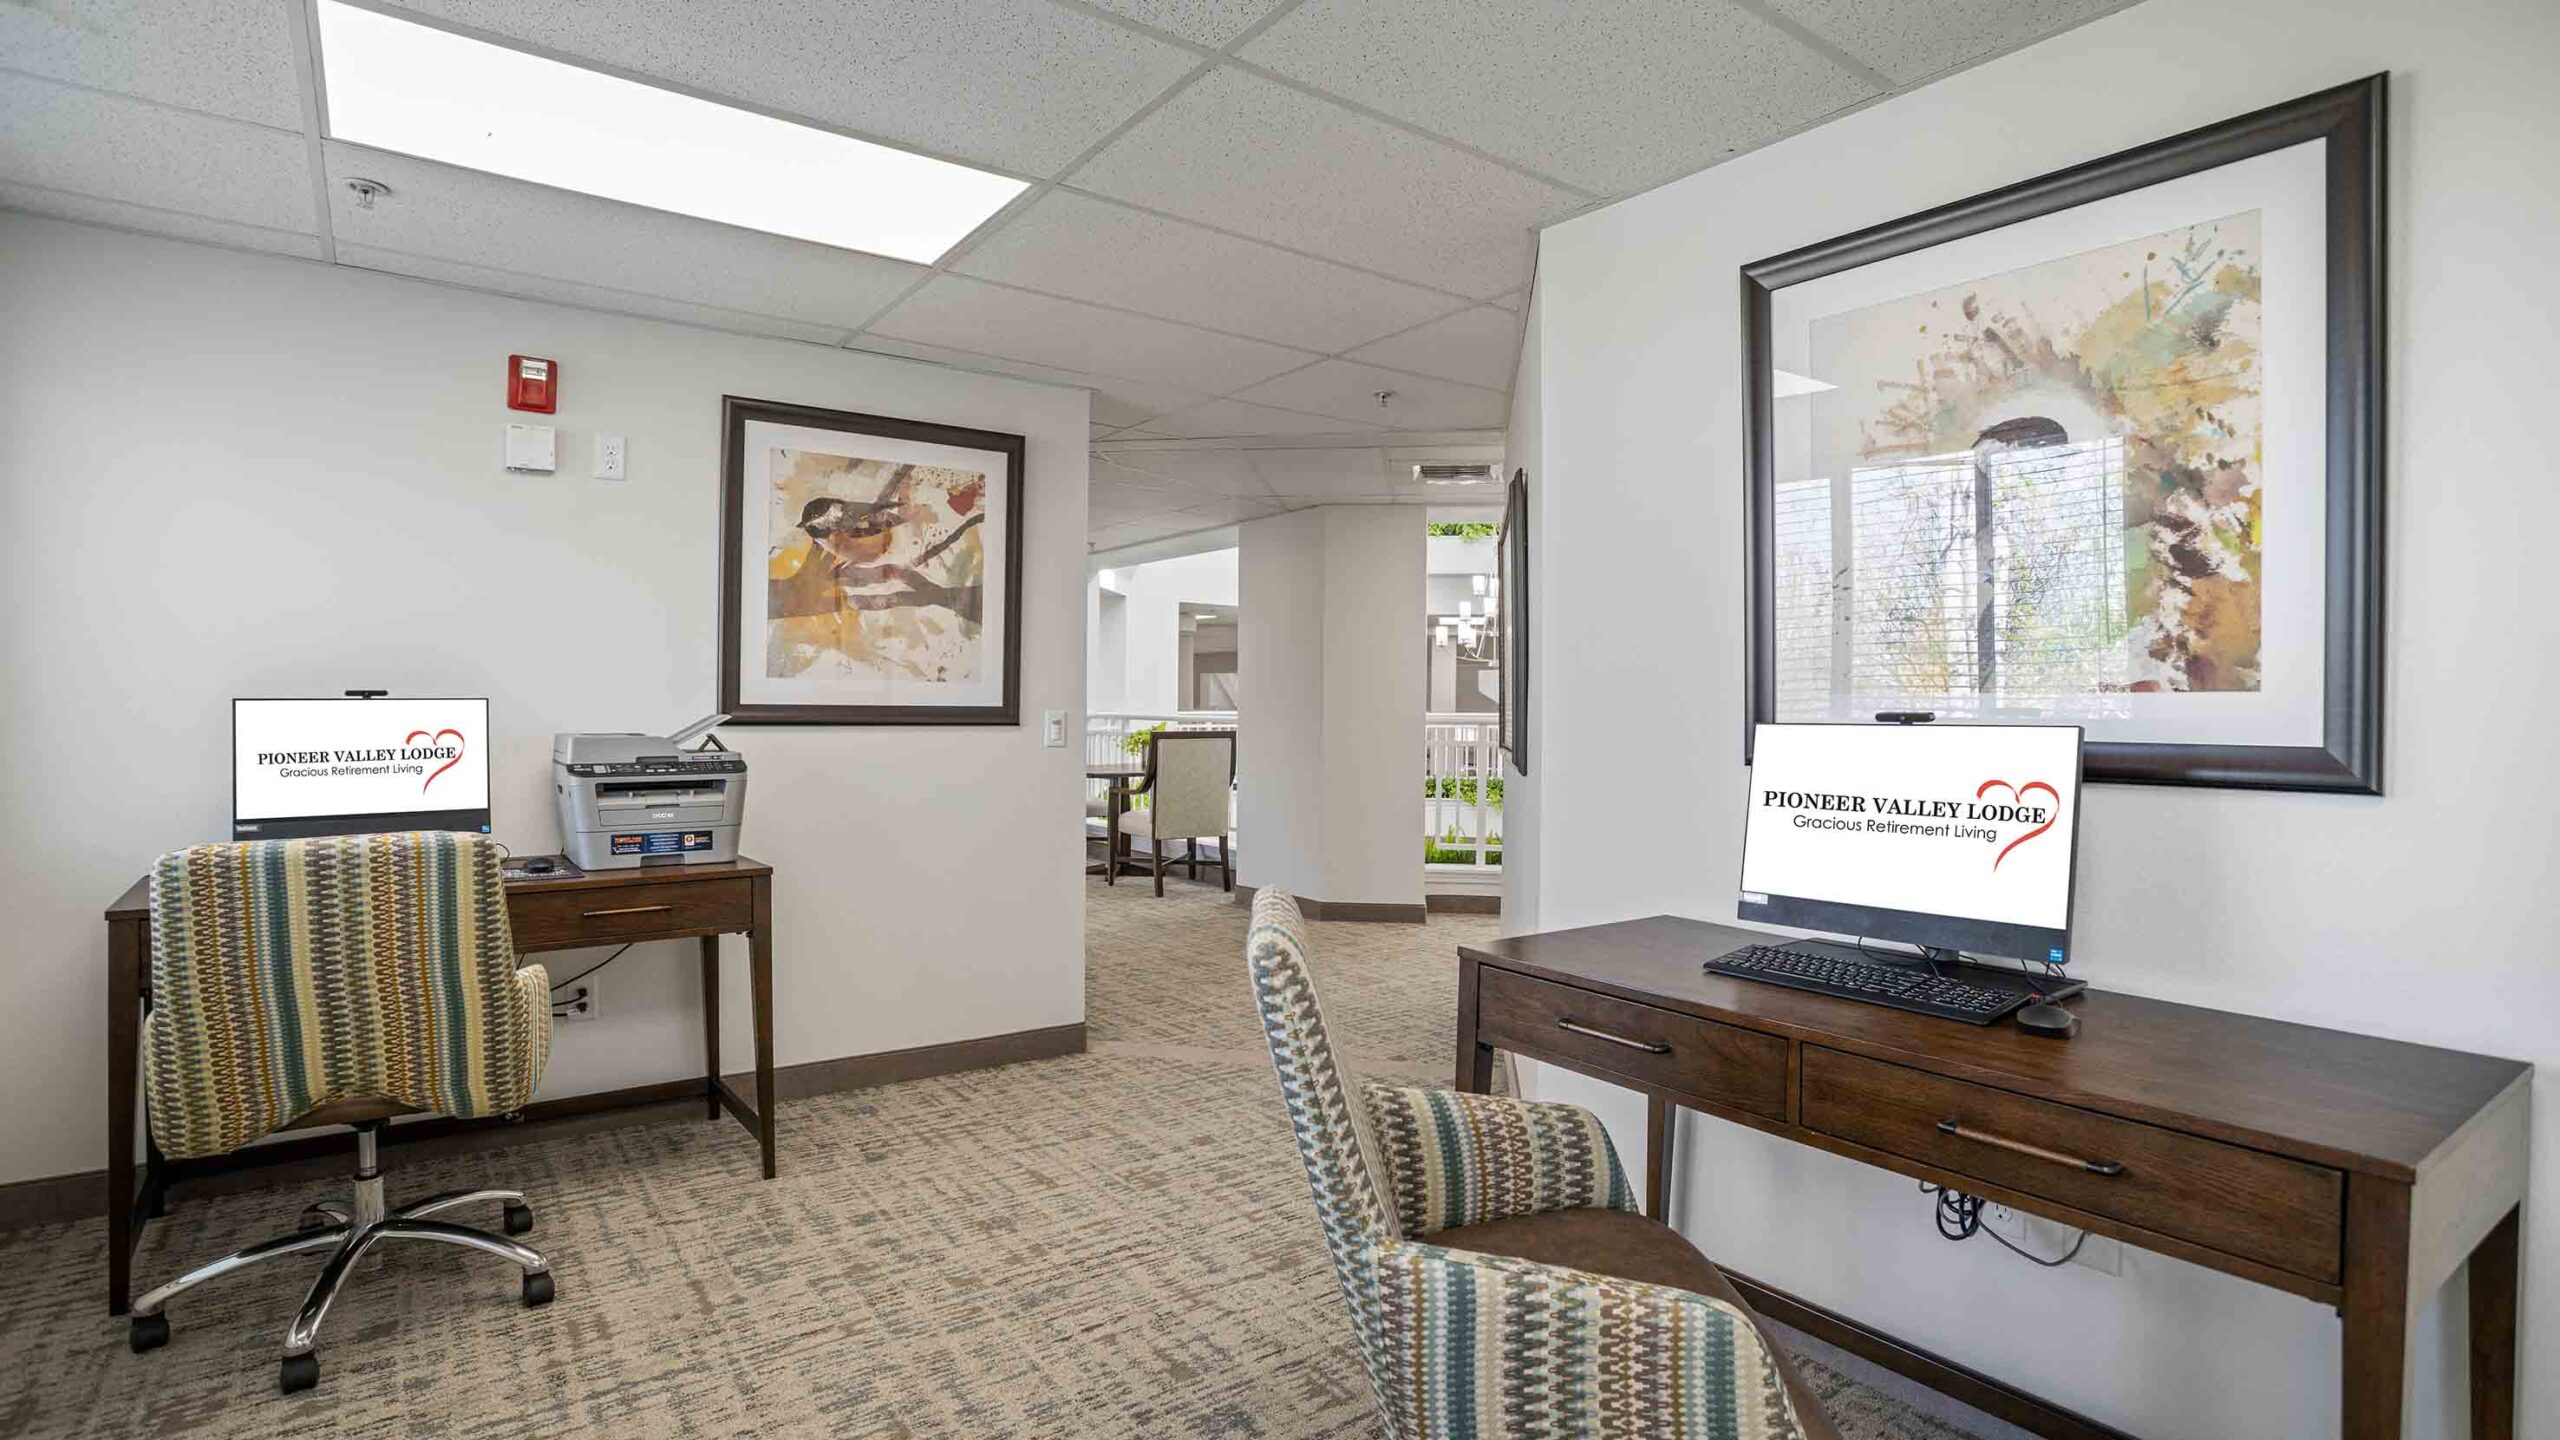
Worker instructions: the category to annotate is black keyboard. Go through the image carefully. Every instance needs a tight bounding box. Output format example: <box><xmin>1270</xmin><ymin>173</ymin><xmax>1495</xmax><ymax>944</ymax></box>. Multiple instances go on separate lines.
<box><xmin>1704</xmin><ymin>944</ymin><xmax>2032</xmax><ymax>1025</ymax></box>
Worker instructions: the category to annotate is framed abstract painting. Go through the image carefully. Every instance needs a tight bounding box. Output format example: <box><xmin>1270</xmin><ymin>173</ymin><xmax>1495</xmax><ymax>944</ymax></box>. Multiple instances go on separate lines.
<box><xmin>718</xmin><ymin>396</ymin><xmax>1025</xmax><ymax>725</ymax></box>
<box><xmin>1499</xmin><ymin>467</ymin><xmax>1530</xmax><ymax>775</ymax></box>
<box><xmin>1741</xmin><ymin>76</ymin><xmax>2384</xmax><ymax>793</ymax></box>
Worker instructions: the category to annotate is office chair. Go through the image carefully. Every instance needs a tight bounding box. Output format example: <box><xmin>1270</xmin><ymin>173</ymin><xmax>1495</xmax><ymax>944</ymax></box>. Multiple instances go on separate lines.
<box><xmin>128</xmin><ymin>832</ymin><xmax>557</xmax><ymax>1393</ymax></box>
<box><xmin>1245</xmin><ymin>889</ymin><xmax>1835</xmax><ymax>1439</ymax></box>
<box><xmin>1115</xmin><ymin>727</ymin><xmax>1235</xmax><ymax>895</ymax></box>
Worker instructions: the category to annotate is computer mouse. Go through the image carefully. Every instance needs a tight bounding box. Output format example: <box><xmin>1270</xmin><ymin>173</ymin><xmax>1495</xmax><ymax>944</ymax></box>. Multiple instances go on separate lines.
<box><xmin>2015</xmin><ymin>1000</ymin><xmax>2079</xmax><ymax>1039</ymax></box>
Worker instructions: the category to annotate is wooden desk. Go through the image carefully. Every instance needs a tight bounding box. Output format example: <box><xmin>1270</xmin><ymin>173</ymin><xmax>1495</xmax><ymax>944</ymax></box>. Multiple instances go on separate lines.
<box><xmin>1455</xmin><ymin>916</ymin><xmax>2530</xmax><ymax>1440</ymax></box>
<box><xmin>1087</xmin><ymin>761</ymin><xmax>1148</xmax><ymax>879</ymax></box>
<box><xmin>102</xmin><ymin>856</ymin><xmax>777</xmax><ymax>1316</ymax></box>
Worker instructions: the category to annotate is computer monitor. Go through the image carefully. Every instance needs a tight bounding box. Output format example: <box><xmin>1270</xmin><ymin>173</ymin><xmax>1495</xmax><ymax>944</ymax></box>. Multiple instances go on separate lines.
<box><xmin>233</xmin><ymin>697</ymin><xmax>492</xmax><ymax>840</ymax></box>
<box><xmin>1738</xmin><ymin>722</ymin><xmax>2082</xmax><ymax>965</ymax></box>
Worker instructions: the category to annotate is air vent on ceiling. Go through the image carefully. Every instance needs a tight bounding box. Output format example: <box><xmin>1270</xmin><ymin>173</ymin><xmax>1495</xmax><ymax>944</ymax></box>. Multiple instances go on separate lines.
<box><xmin>1414</xmin><ymin>463</ymin><xmax>1499</xmax><ymax>485</ymax></box>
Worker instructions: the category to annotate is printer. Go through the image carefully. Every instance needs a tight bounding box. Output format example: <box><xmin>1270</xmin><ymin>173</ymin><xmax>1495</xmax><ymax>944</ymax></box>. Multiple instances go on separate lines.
<box><xmin>554</xmin><ymin>714</ymin><xmax>748</xmax><ymax>870</ymax></box>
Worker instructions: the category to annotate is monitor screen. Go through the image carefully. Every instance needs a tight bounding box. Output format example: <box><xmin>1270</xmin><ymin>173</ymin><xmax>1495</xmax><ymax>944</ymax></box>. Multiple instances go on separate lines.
<box><xmin>1738</xmin><ymin>722</ymin><xmax>2082</xmax><ymax>963</ymax></box>
<box><xmin>233</xmin><ymin>697</ymin><xmax>492</xmax><ymax>840</ymax></box>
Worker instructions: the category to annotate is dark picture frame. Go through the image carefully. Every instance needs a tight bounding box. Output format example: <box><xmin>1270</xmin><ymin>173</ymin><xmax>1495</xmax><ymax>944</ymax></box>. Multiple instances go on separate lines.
<box><xmin>1499</xmin><ymin>467</ymin><xmax>1531</xmax><ymax>775</ymax></box>
<box><xmin>1741</xmin><ymin>75</ymin><xmax>2385</xmax><ymax>793</ymax></box>
<box><xmin>718</xmin><ymin>395</ymin><xmax>1026</xmax><ymax>725</ymax></box>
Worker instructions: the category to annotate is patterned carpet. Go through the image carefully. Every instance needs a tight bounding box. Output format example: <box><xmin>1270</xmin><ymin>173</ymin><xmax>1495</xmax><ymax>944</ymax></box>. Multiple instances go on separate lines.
<box><xmin>0</xmin><ymin>875</ymin><xmax>1987</xmax><ymax>1439</ymax></box>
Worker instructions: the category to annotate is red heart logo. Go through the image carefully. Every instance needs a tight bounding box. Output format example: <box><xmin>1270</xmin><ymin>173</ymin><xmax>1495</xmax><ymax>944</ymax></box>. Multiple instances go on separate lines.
<box><xmin>406</xmin><ymin>728</ymin><xmax>465</xmax><ymax>794</ymax></box>
<box><xmin>1975</xmin><ymin>778</ymin><xmax>2060</xmax><ymax>871</ymax></box>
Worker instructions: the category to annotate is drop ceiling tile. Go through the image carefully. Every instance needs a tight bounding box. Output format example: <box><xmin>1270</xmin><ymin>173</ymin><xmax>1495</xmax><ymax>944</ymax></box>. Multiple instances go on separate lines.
<box><xmin>1345</xmin><ymin>307</ymin><xmax>1520</xmax><ymax>390</ymax></box>
<box><xmin>377</xmin><ymin>0</ymin><xmax>1196</xmax><ymax>177</ymax></box>
<box><xmin>1090</xmin><ymin>448</ymin><xmax>1270</xmax><ymax>499</ymax></box>
<box><xmin>1088</xmin><ymin>474</ymin><xmax>1190</xmax><ymax>525</ymax></box>
<box><xmin>0</xmin><ymin>0</ymin><xmax>304</xmax><ymax>129</ymax></box>
<box><xmin>1090</xmin><ymin>422</ymin><xmax>1119</xmax><ymax>440</ymax></box>
<box><xmin>869</xmin><ymin>274</ymin><xmax>1315</xmax><ymax>395</ymax></box>
<box><xmin>1236</xmin><ymin>360</ymin><xmax>1507</xmax><ymax>431</ymax></box>
<box><xmin>846</xmin><ymin>334</ymin><xmax>1208</xmax><ymax>428</ymax></box>
<box><xmin>1241</xmin><ymin>0</ymin><xmax>1876</xmax><ymax>195</ymax></box>
<box><xmin>1763</xmin><ymin>0</ymin><xmax>2129</xmax><ymax>84</ymax></box>
<box><xmin>956</xmin><ymin>188</ymin><xmax>1463</xmax><ymax>352</ymax></box>
<box><xmin>1139</xmin><ymin>398</ymin><xmax>1378</xmax><ymax>440</ymax></box>
<box><xmin>324</xmin><ymin>145</ymin><xmax>920</xmax><ymax>332</ymax></box>
<box><xmin>0</xmin><ymin>183</ymin><xmax>325</xmax><ymax>260</ymax></box>
<box><xmin>1072</xmin><ymin>66</ymin><xmax>1583</xmax><ymax>298</ymax></box>
<box><xmin>1490</xmin><ymin>289</ymin><xmax>1524</xmax><ymax>312</ymax></box>
<box><xmin>1165</xmin><ymin>495</ymin><xmax>1289</xmax><ymax>529</ymax></box>
<box><xmin>0</xmin><ymin>75</ymin><xmax>315</xmax><ymax>231</ymax></box>
<box><xmin>1079</xmin><ymin>0</ymin><xmax>1287</xmax><ymax>47</ymax></box>
<box><xmin>334</xmin><ymin>244</ymin><xmax>849</xmax><ymax>344</ymax></box>
<box><xmin>1245</xmin><ymin>447</ymin><xmax>1393</xmax><ymax>500</ymax></box>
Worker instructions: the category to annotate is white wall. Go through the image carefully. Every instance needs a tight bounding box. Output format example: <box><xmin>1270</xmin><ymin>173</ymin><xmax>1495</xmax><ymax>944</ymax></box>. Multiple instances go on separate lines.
<box><xmin>1089</xmin><ymin>549</ymin><xmax>1236</xmax><ymax>714</ymax></box>
<box><xmin>0</xmin><ymin>215</ymin><xmax>1090</xmax><ymax>1186</ymax></box>
<box><xmin>1513</xmin><ymin>0</ymin><xmax>2560</xmax><ymax>1435</ymax></box>
<box><xmin>1500</xmin><ymin>284</ymin><xmax>1545</xmax><ymax>937</ymax></box>
<box><xmin>1237</xmin><ymin>506</ymin><xmax>1425</xmax><ymax>906</ymax></box>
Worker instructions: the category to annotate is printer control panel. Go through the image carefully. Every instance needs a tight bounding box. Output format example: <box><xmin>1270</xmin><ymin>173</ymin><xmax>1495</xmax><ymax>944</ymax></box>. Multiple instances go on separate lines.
<box><xmin>563</xmin><ymin>755</ymin><xmax>748</xmax><ymax>778</ymax></box>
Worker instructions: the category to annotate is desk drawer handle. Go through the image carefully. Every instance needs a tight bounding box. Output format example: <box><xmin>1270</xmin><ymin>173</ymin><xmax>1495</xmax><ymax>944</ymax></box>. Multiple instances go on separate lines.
<box><xmin>1937</xmin><ymin>1118</ymin><xmax>2125</xmax><ymax>1177</ymax></box>
<box><xmin>1556</xmin><ymin>1017</ymin><xmax>1671</xmax><ymax>1054</ymax></box>
<box><xmin>582</xmin><ymin>904</ymin><xmax>676</xmax><ymax>919</ymax></box>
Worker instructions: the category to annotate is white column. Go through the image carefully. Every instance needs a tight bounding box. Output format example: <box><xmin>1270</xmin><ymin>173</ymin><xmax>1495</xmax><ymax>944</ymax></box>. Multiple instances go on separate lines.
<box><xmin>1237</xmin><ymin>506</ymin><xmax>1426</xmax><ymax>909</ymax></box>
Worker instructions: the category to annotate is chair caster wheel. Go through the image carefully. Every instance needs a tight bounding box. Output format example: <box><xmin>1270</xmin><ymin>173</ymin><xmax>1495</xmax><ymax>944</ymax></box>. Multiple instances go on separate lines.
<box><xmin>279</xmin><ymin>1352</ymin><xmax>319</xmax><ymax>1393</ymax></box>
<box><xmin>503</xmin><ymin>1201</ymin><xmax>534</xmax><ymax>1236</ymax></box>
<box><xmin>128</xmin><ymin>1313</ymin><xmax>170</xmax><ymax>1353</ymax></box>
<box><xmin>522</xmin><ymin>1271</ymin><xmax>554</xmax><ymax>1307</ymax></box>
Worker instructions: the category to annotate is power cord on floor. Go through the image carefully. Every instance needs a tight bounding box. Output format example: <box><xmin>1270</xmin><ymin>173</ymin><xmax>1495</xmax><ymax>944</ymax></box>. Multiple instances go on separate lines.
<box><xmin>1918</xmin><ymin>1182</ymin><xmax>2091</xmax><ymax>1267</ymax></box>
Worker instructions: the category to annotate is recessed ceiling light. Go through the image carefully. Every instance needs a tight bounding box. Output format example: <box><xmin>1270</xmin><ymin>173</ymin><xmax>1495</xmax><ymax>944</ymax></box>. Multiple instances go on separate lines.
<box><xmin>314</xmin><ymin>1</ymin><xmax>1027</xmax><ymax>264</ymax></box>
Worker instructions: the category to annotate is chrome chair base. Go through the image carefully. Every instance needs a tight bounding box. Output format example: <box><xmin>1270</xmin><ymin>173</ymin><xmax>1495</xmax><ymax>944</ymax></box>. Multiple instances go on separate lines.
<box><xmin>128</xmin><ymin>1125</ymin><xmax>552</xmax><ymax>1393</ymax></box>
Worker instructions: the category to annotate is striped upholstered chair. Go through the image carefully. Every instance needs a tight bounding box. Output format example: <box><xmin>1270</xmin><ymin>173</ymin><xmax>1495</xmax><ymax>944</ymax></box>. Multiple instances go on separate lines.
<box><xmin>1246</xmin><ymin>889</ymin><xmax>1836</xmax><ymax>1439</ymax></box>
<box><xmin>128</xmin><ymin>832</ymin><xmax>556</xmax><ymax>1394</ymax></box>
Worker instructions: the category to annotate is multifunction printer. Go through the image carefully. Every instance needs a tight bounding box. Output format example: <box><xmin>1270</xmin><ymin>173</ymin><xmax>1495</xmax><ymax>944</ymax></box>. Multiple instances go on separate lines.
<box><xmin>553</xmin><ymin>715</ymin><xmax>747</xmax><ymax>869</ymax></box>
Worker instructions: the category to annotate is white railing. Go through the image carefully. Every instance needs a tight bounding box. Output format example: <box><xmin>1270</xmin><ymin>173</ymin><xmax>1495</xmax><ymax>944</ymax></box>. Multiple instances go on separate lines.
<box><xmin>1086</xmin><ymin>710</ymin><xmax>1502</xmax><ymax>873</ymax></box>
<box><xmin>1424</xmin><ymin>713</ymin><xmax>1502</xmax><ymax>872</ymax></box>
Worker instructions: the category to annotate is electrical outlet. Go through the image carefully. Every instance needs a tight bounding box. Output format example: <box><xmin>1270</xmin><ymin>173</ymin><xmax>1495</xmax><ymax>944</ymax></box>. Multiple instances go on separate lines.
<box><xmin>554</xmin><ymin>980</ymin><xmax>600</xmax><ymax>1022</ymax></box>
<box><xmin>1985</xmin><ymin>1203</ymin><xmax>2120</xmax><ymax>1274</ymax></box>
<box><xmin>594</xmin><ymin>433</ymin><xmax>626</xmax><ymax>481</ymax></box>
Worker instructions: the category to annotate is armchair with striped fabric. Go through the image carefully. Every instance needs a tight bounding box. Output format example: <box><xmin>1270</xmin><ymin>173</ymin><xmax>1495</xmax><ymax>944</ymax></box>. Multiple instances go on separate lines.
<box><xmin>1246</xmin><ymin>888</ymin><xmax>1836</xmax><ymax>1439</ymax></box>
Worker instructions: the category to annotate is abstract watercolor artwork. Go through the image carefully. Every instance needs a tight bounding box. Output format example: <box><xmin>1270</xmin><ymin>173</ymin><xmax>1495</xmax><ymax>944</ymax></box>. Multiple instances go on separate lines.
<box><xmin>1804</xmin><ymin>210</ymin><xmax>2264</xmax><ymax>697</ymax></box>
<box><xmin>720</xmin><ymin>397</ymin><xmax>1025</xmax><ymax>724</ymax></box>
<box><xmin>1744</xmin><ymin>78</ymin><xmax>2385</xmax><ymax>792</ymax></box>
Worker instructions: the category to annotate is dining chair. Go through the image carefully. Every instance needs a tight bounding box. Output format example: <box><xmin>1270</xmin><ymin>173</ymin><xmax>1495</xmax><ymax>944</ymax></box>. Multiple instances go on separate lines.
<box><xmin>1116</xmin><ymin>727</ymin><xmax>1235</xmax><ymax>896</ymax></box>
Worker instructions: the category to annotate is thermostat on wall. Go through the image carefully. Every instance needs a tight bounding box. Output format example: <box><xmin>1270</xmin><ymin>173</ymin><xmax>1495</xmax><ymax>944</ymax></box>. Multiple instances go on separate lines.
<box><xmin>505</xmin><ymin>423</ymin><xmax>557</xmax><ymax>473</ymax></box>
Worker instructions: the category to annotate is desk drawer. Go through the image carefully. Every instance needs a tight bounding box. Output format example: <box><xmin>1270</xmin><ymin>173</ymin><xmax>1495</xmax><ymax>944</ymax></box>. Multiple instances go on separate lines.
<box><xmin>1478</xmin><ymin>967</ymin><xmax>1788</xmax><ymax>1121</ymax></box>
<box><xmin>1800</xmin><ymin>1047</ymin><xmax>2341</xmax><ymax>1281</ymax></box>
<box><xmin>509</xmin><ymin>877</ymin><xmax>753</xmax><ymax>951</ymax></box>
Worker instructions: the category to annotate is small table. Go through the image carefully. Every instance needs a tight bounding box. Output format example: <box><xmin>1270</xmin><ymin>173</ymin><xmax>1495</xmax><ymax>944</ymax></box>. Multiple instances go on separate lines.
<box><xmin>102</xmin><ymin>856</ymin><xmax>778</xmax><ymax>1316</ymax></box>
<box><xmin>1086</xmin><ymin>762</ymin><xmax>1147</xmax><ymax>878</ymax></box>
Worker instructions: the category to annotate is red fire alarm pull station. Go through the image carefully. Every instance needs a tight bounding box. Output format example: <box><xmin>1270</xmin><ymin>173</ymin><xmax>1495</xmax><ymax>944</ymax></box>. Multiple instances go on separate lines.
<box><xmin>507</xmin><ymin>354</ymin><xmax>557</xmax><ymax>413</ymax></box>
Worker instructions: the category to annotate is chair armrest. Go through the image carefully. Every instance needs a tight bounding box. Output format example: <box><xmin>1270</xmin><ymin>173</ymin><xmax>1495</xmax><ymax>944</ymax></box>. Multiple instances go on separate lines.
<box><xmin>1360</xmin><ymin>1082</ymin><xmax>1634</xmax><ymax>1234</ymax></box>
<box><xmin>1369</xmin><ymin>1239</ymin><xmax>1814</xmax><ymax>1439</ymax></box>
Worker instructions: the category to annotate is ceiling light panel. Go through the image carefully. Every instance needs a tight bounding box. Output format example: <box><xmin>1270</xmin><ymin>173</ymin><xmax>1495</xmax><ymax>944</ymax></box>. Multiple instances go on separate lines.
<box><xmin>314</xmin><ymin>1</ymin><xmax>1027</xmax><ymax>265</ymax></box>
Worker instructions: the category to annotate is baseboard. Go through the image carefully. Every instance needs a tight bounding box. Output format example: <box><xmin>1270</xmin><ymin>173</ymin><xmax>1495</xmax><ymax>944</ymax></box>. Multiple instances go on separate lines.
<box><xmin>0</xmin><ymin>1022</ymin><xmax>1087</xmax><ymax>1231</ymax></box>
<box><xmin>1232</xmin><ymin>885</ymin><xmax>1427</xmax><ymax>923</ymax></box>
<box><xmin>1425</xmin><ymin>893</ymin><xmax>1501</xmax><ymax>915</ymax></box>
<box><xmin>1724</xmin><ymin>1268</ymin><xmax>2139</xmax><ymax>1440</ymax></box>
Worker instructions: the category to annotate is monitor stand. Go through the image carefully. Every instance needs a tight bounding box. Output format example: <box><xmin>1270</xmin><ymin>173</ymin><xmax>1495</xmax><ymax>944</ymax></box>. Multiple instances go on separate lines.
<box><xmin>1776</xmin><ymin>938</ymin><xmax>2085</xmax><ymax>1001</ymax></box>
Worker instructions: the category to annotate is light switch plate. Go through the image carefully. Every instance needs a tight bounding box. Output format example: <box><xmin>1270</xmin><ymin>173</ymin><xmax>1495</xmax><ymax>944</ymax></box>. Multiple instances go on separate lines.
<box><xmin>594</xmin><ymin>433</ymin><xmax>626</xmax><ymax>481</ymax></box>
<box><xmin>504</xmin><ymin>423</ymin><xmax>556</xmax><ymax>473</ymax></box>
<box><xmin>1043</xmin><ymin>709</ymin><xmax>1068</xmax><ymax>747</ymax></box>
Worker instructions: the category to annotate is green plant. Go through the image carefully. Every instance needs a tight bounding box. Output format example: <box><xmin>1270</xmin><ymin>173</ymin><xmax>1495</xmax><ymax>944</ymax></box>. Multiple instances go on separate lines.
<box><xmin>1425</xmin><ymin>840</ymin><xmax>1500</xmax><ymax>865</ymax></box>
<box><xmin>1428</xmin><ymin>521</ymin><xmax>1499</xmax><ymax>540</ymax></box>
<box><xmin>1424</xmin><ymin>776</ymin><xmax>1504</xmax><ymax>806</ymax></box>
<box><xmin>1118</xmin><ymin>722</ymin><xmax>1166</xmax><ymax>757</ymax></box>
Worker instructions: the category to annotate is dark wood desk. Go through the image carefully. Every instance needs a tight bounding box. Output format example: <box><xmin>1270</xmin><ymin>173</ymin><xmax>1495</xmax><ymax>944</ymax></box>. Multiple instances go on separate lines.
<box><xmin>103</xmin><ymin>856</ymin><xmax>777</xmax><ymax>1316</ymax></box>
<box><xmin>1456</xmin><ymin>916</ymin><xmax>2529</xmax><ymax>1440</ymax></box>
<box><xmin>1087</xmin><ymin>761</ymin><xmax>1148</xmax><ymax>879</ymax></box>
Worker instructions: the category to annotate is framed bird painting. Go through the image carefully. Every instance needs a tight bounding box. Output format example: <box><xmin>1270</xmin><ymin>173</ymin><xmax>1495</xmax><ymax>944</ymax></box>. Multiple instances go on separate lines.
<box><xmin>718</xmin><ymin>395</ymin><xmax>1025</xmax><ymax>725</ymax></box>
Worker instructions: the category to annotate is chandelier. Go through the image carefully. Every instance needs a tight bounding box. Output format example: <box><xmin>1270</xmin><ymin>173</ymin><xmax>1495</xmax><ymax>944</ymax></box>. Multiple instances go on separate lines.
<box><xmin>1433</xmin><ymin>573</ymin><xmax>1500</xmax><ymax>662</ymax></box>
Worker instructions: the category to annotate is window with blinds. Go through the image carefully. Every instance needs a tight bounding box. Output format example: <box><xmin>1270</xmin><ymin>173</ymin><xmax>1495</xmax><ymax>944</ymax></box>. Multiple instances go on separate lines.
<box><xmin>1776</xmin><ymin>435</ymin><xmax>2129</xmax><ymax>713</ymax></box>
